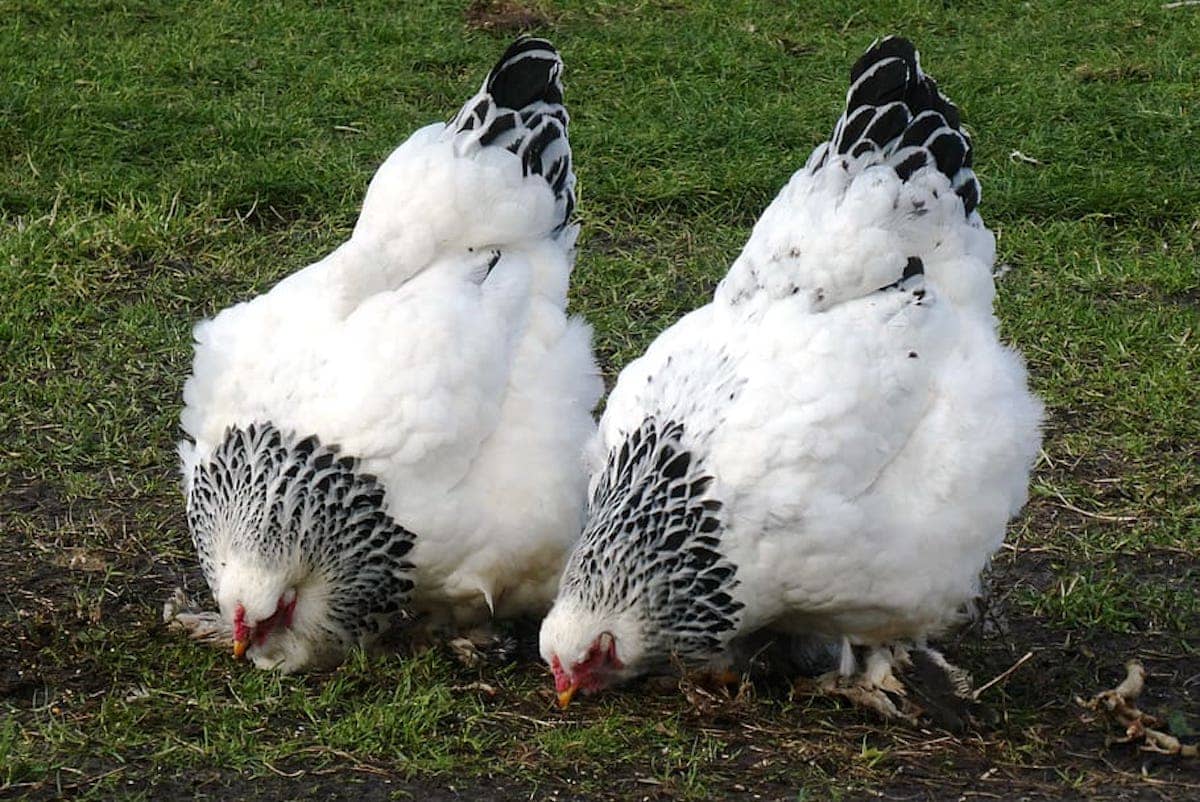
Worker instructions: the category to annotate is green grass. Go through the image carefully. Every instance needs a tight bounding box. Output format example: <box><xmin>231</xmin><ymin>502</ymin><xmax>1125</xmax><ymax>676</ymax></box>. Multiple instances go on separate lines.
<box><xmin>2</xmin><ymin>0</ymin><xmax>1199</xmax><ymax>799</ymax></box>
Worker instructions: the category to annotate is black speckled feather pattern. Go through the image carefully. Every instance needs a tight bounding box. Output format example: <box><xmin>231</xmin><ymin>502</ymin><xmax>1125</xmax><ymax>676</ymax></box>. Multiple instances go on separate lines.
<box><xmin>561</xmin><ymin>417</ymin><xmax>744</xmax><ymax>660</ymax></box>
<box><xmin>815</xmin><ymin>36</ymin><xmax>981</xmax><ymax>216</ymax></box>
<box><xmin>451</xmin><ymin>37</ymin><xmax>575</xmax><ymax>224</ymax></box>
<box><xmin>186</xmin><ymin>422</ymin><xmax>416</xmax><ymax>643</ymax></box>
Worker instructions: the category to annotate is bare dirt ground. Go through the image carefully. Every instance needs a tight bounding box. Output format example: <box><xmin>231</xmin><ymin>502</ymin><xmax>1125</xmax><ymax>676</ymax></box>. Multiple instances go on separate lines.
<box><xmin>2</xmin><ymin>464</ymin><xmax>1198</xmax><ymax>800</ymax></box>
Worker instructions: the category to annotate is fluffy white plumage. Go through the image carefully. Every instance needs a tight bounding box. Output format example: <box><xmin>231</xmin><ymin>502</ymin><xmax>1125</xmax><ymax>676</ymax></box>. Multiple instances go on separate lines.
<box><xmin>177</xmin><ymin>38</ymin><xmax>601</xmax><ymax>672</ymax></box>
<box><xmin>541</xmin><ymin>37</ymin><xmax>1043</xmax><ymax>700</ymax></box>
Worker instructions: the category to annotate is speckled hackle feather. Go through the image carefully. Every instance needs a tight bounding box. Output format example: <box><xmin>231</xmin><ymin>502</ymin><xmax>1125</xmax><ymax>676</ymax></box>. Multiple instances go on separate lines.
<box><xmin>187</xmin><ymin>423</ymin><xmax>416</xmax><ymax>643</ymax></box>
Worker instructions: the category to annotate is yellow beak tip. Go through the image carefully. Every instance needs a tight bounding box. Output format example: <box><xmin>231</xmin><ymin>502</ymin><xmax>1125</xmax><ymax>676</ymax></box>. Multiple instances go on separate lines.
<box><xmin>557</xmin><ymin>686</ymin><xmax>578</xmax><ymax>709</ymax></box>
<box><xmin>233</xmin><ymin>640</ymin><xmax>248</xmax><ymax>659</ymax></box>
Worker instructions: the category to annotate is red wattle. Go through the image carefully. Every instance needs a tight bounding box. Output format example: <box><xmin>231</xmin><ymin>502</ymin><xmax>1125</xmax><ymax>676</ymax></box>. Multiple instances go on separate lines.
<box><xmin>233</xmin><ymin>603</ymin><xmax>250</xmax><ymax>643</ymax></box>
<box><xmin>551</xmin><ymin>656</ymin><xmax>572</xmax><ymax>692</ymax></box>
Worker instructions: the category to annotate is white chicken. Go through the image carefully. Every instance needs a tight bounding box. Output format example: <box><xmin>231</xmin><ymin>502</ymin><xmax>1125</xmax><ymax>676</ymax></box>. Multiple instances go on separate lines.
<box><xmin>171</xmin><ymin>37</ymin><xmax>601</xmax><ymax>672</ymax></box>
<box><xmin>540</xmin><ymin>37</ymin><xmax>1043</xmax><ymax>716</ymax></box>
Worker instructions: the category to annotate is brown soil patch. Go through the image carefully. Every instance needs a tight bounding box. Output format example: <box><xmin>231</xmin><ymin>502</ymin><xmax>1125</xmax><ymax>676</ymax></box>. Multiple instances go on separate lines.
<box><xmin>464</xmin><ymin>0</ymin><xmax>551</xmax><ymax>33</ymax></box>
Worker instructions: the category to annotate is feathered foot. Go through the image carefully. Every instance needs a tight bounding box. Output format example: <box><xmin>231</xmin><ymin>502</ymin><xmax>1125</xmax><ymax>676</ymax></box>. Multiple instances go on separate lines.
<box><xmin>687</xmin><ymin>665</ymin><xmax>742</xmax><ymax>691</ymax></box>
<box><xmin>814</xmin><ymin>645</ymin><xmax>919</xmax><ymax>723</ymax></box>
<box><xmin>446</xmin><ymin>626</ymin><xmax>519</xmax><ymax>668</ymax></box>
<box><xmin>806</xmin><ymin>644</ymin><xmax>975</xmax><ymax>730</ymax></box>
<box><xmin>905</xmin><ymin>646</ymin><xmax>975</xmax><ymax>732</ymax></box>
<box><xmin>676</xmin><ymin>658</ymin><xmax>754</xmax><ymax>715</ymax></box>
<box><xmin>162</xmin><ymin>587</ymin><xmax>231</xmax><ymax>647</ymax></box>
<box><xmin>668</xmin><ymin>649</ymin><xmax>747</xmax><ymax>694</ymax></box>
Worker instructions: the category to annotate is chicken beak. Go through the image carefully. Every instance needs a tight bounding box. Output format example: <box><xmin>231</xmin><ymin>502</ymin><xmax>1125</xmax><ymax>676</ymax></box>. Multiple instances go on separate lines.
<box><xmin>557</xmin><ymin>681</ymin><xmax>579</xmax><ymax>709</ymax></box>
<box><xmin>232</xmin><ymin>638</ymin><xmax>248</xmax><ymax>660</ymax></box>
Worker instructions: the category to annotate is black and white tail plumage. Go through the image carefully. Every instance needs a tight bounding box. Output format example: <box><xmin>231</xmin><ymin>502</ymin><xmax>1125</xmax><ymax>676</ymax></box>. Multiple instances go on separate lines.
<box><xmin>808</xmin><ymin>36</ymin><xmax>980</xmax><ymax>217</ymax></box>
<box><xmin>451</xmin><ymin>37</ymin><xmax>576</xmax><ymax>225</ymax></box>
<box><xmin>187</xmin><ymin>423</ymin><xmax>416</xmax><ymax>641</ymax></box>
<box><xmin>562</xmin><ymin>418</ymin><xmax>744</xmax><ymax>659</ymax></box>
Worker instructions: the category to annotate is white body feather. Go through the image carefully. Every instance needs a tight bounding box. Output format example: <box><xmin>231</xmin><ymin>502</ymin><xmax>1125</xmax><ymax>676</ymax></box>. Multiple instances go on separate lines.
<box><xmin>180</xmin><ymin>59</ymin><xmax>601</xmax><ymax>663</ymax></box>
<box><xmin>595</xmin><ymin>154</ymin><xmax>1042</xmax><ymax>649</ymax></box>
<box><xmin>542</xmin><ymin>40</ymin><xmax>1044</xmax><ymax>685</ymax></box>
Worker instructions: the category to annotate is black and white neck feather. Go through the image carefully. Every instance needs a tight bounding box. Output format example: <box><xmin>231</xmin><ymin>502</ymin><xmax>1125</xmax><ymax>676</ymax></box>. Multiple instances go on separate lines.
<box><xmin>558</xmin><ymin>417</ymin><xmax>744</xmax><ymax>662</ymax></box>
<box><xmin>186</xmin><ymin>422</ymin><xmax>416</xmax><ymax>657</ymax></box>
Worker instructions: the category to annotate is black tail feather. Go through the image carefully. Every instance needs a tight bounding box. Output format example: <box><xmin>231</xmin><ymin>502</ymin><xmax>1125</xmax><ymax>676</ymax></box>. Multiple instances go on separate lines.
<box><xmin>486</xmin><ymin>37</ymin><xmax>564</xmax><ymax>109</ymax></box>
<box><xmin>452</xmin><ymin>37</ymin><xmax>576</xmax><ymax>226</ymax></box>
<box><xmin>819</xmin><ymin>36</ymin><xmax>980</xmax><ymax>217</ymax></box>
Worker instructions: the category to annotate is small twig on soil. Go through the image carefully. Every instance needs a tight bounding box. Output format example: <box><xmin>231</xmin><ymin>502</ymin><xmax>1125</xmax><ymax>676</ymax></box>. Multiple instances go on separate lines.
<box><xmin>1163</xmin><ymin>1</ymin><xmax>1200</xmax><ymax>8</ymax></box>
<box><xmin>1037</xmin><ymin>447</ymin><xmax>1056</xmax><ymax>469</ymax></box>
<box><xmin>973</xmin><ymin>651</ymin><xmax>1034</xmax><ymax>701</ymax></box>
<box><xmin>1095</xmin><ymin>754</ymin><xmax>1200</xmax><ymax>789</ymax></box>
<box><xmin>1050</xmin><ymin>489</ymin><xmax>1138</xmax><ymax>522</ymax></box>
<box><xmin>5</xmin><ymin>767</ymin><xmax>127</xmax><ymax>795</ymax></box>
<box><xmin>297</xmin><ymin>746</ymin><xmax>392</xmax><ymax>777</ymax></box>
<box><xmin>488</xmin><ymin>710</ymin><xmax>562</xmax><ymax>728</ymax></box>
<box><xmin>999</xmin><ymin>542</ymin><xmax>1058</xmax><ymax>554</ymax></box>
<box><xmin>166</xmin><ymin>734</ymin><xmax>209</xmax><ymax>756</ymax></box>
<box><xmin>262</xmin><ymin>760</ymin><xmax>305</xmax><ymax>778</ymax></box>
<box><xmin>450</xmin><ymin>681</ymin><xmax>499</xmax><ymax>696</ymax></box>
<box><xmin>887</xmin><ymin>735</ymin><xmax>957</xmax><ymax>757</ymax></box>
